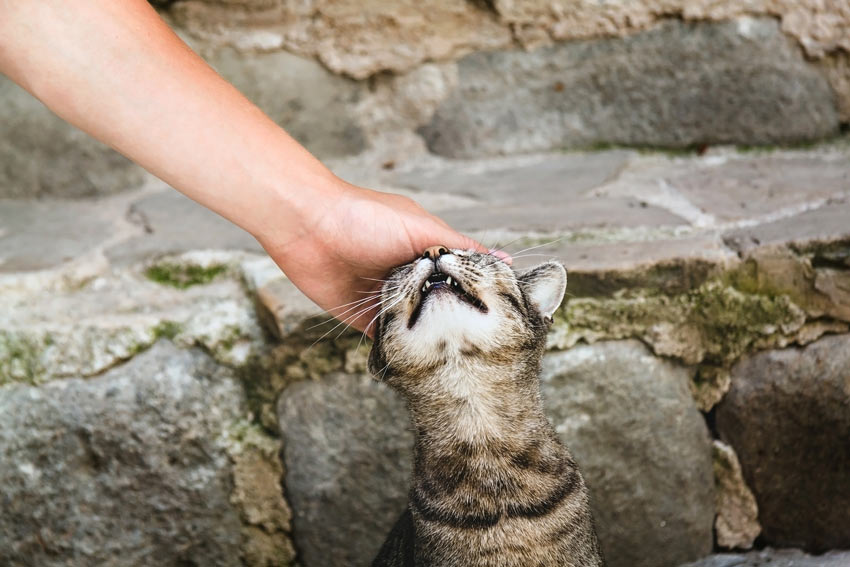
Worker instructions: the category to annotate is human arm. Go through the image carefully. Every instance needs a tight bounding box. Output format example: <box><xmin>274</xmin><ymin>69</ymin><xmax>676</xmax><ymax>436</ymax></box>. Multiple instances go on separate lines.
<box><xmin>0</xmin><ymin>0</ymin><xmax>497</xmax><ymax>333</ymax></box>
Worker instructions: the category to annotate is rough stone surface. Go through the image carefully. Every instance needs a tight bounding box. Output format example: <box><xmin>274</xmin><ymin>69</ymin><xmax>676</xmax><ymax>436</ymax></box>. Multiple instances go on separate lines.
<box><xmin>492</xmin><ymin>1</ymin><xmax>850</xmax><ymax>58</ymax></box>
<box><xmin>716</xmin><ymin>334</ymin><xmax>850</xmax><ymax>551</ymax></box>
<box><xmin>0</xmin><ymin>341</ymin><xmax>247</xmax><ymax>566</ymax></box>
<box><xmin>162</xmin><ymin>1</ymin><xmax>850</xmax><ymax>77</ymax></box>
<box><xmin>724</xmin><ymin>198</ymin><xmax>850</xmax><ymax>253</ymax></box>
<box><xmin>0</xmin><ymin>198</ymin><xmax>119</xmax><ymax>272</ymax></box>
<box><xmin>168</xmin><ymin>0</ymin><xmax>512</xmax><ymax>79</ymax></box>
<box><xmin>204</xmin><ymin>46</ymin><xmax>367</xmax><ymax>158</ymax></box>
<box><xmin>712</xmin><ymin>441</ymin><xmax>761</xmax><ymax>550</ymax></box>
<box><xmin>105</xmin><ymin>190</ymin><xmax>263</xmax><ymax>266</ymax></box>
<box><xmin>677</xmin><ymin>548</ymin><xmax>850</xmax><ymax>567</ymax></box>
<box><xmin>421</xmin><ymin>19</ymin><xmax>838</xmax><ymax>157</ymax></box>
<box><xmin>659</xmin><ymin>155</ymin><xmax>850</xmax><ymax>223</ymax></box>
<box><xmin>821</xmin><ymin>50</ymin><xmax>850</xmax><ymax>122</ymax></box>
<box><xmin>1</xmin><ymin>250</ymin><xmax>265</xmax><ymax>384</ymax></box>
<box><xmin>392</xmin><ymin>151</ymin><xmax>688</xmax><ymax>233</ymax></box>
<box><xmin>277</xmin><ymin>372</ymin><xmax>413</xmax><ymax>567</ymax></box>
<box><xmin>541</xmin><ymin>340</ymin><xmax>715</xmax><ymax>567</ymax></box>
<box><xmin>0</xmin><ymin>77</ymin><xmax>145</xmax><ymax>198</ymax></box>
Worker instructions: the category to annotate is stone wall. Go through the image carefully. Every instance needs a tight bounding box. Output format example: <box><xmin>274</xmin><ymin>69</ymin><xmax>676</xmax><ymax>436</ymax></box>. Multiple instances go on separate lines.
<box><xmin>2</xmin><ymin>2</ymin><xmax>850</xmax><ymax>566</ymax></box>
<box><xmin>3</xmin><ymin>143</ymin><xmax>850</xmax><ymax>565</ymax></box>
<box><xmin>2</xmin><ymin>1</ymin><xmax>849</xmax><ymax>197</ymax></box>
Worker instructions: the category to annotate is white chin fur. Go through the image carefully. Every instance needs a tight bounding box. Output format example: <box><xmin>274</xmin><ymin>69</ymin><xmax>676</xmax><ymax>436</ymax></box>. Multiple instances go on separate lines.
<box><xmin>402</xmin><ymin>296</ymin><xmax>501</xmax><ymax>364</ymax></box>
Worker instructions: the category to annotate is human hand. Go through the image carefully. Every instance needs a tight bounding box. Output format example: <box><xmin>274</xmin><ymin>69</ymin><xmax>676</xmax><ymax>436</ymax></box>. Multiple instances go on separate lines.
<box><xmin>259</xmin><ymin>181</ymin><xmax>509</xmax><ymax>337</ymax></box>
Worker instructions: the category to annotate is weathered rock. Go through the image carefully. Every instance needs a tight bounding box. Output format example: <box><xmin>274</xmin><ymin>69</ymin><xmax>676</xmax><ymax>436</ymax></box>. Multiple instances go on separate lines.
<box><xmin>660</xmin><ymin>154</ymin><xmax>850</xmax><ymax>223</ymax></box>
<box><xmin>723</xmin><ymin>198</ymin><xmax>850</xmax><ymax>254</ymax></box>
<box><xmin>492</xmin><ymin>1</ymin><xmax>850</xmax><ymax>58</ymax></box>
<box><xmin>227</xmin><ymin>423</ymin><xmax>297</xmax><ymax>566</ymax></box>
<box><xmin>277</xmin><ymin>372</ymin><xmax>413</xmax><ymax>567</ymax></box>
<box><xmin>204</xmin><ymin>46</ymin><xmax>367</xmax><ymax>158</ymax></box>
<box><xmin>541</xmin><ymin>340</ymin><xmax>714</xmax><ymax>567</ymax></box>
<box><xmin>553</xmin><ymin>280</ymin><xmax>807</xmax><ymax>366</ymax></box>
<box><xmin>0</xmin><ymin>198</ymin><xmax>119</xmax><ymax>272</ymax></box>
<box><xmin>0</xmin><ymin>342</ymin><xmax>249</xmax><ymax>566</ymax></box>
<box><xmin>105</xmin><ymin>190</ymin><xmax>263</xmax><ymax>266</ymax></box>
<box><xmin>712</xmin><ymin>440</ymin><xmax>761</xmax><ymax>550</ymax></box>
<box><xmin>678</xmin><ymin>547</ymin><xmax>850</xmax><ymax>567</ymax></box>
<box><xmin>820</xmin><ymin>49</ymin><xmax>850</xmax><ymax>122</ymax></box>
<box><xmin>716</xmin><ymin>334</ymin><xmax>850</xmax><ymax>551</ymax></box>
<box><xmin>255</xmin><ymin>277</ymin><xmax>326</xmax><ymax>340</ymax></box>
<box><xmin>1</xmin><ymin>250</ymin><xmax>265</xmax><ymax>384</ymax></box>
<box><xmin>0</xmin><ymin>77</ymin><xmax>145</xmax><ymax>198</ymax></box>
<box><xmin>421</xmin><ymin>19</ymin><xmax>838</xmax><ymax>157</ymax></box>
<box><xmin>163</xmin><ymin>0</ymin><xmax>850</xmax><ymax>77</ymax></box>
<box><xmin>168</xmin><ymin>0</ymin><xmax>512</xmax><ymax>79</ymax></box>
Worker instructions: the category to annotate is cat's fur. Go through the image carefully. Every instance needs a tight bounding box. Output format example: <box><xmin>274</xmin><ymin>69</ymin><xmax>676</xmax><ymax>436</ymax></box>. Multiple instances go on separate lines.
<box><xmin>368</xmin><ymin>249</ymin><xmax>603</xmax><ymax>567</ymax></box>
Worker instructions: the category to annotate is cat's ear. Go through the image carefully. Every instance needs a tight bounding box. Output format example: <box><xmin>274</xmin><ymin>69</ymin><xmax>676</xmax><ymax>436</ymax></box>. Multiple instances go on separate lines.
<box><xmin>518</xmin><ymin>261</ymin><xmax>567</xmax><ymax>321</ymax></box>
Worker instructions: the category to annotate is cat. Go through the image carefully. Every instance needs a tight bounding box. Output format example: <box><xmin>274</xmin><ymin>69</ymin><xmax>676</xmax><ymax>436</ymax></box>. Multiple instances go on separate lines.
<box><xmin>368</xmin><ymin>247</ymin><xmax>604</xmax><ymax>567</ymax></box>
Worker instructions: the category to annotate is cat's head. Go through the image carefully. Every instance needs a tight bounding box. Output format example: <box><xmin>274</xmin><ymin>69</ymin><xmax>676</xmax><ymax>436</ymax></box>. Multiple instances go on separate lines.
<box><xmin>368</xmin><ymin>248</ymin><xmax>566</xmax><ymax>382</ymax></box>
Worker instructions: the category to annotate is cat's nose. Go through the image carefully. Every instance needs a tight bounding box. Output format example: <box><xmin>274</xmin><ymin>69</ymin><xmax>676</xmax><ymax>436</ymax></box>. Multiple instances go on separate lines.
<box><xmin>422</xmin><ymin>246</ymin><xmax>449</xmax><ymax>260</ymax></box>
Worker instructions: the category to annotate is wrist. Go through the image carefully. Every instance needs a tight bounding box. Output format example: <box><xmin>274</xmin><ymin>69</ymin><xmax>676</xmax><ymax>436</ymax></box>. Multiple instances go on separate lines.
<box><xmin>249</xmin><ymin>168</ymin><xmax>349</xmax><ymax>257</ymax></box>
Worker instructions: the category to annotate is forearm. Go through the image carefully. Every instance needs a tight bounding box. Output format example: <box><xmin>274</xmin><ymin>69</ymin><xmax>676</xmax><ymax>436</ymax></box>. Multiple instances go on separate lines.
<box><xmin>0</xmin><ymin>0</ymin><xmax>338</xmax><ymax>243</ymax></box>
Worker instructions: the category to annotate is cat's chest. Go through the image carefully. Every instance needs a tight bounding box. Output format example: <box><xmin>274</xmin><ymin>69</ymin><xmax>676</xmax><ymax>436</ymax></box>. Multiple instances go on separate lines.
<box><xmin>414</xmin><ymin>512</ymin><xmax>583</xmax><ymax>567</ymax></box>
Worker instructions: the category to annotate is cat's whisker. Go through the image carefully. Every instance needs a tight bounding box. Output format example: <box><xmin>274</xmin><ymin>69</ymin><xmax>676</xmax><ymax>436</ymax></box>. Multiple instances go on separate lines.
<box><xmin>506</xmin><ymin>237</ymin><xmax>564</xmax><ymax>257</ymax></box>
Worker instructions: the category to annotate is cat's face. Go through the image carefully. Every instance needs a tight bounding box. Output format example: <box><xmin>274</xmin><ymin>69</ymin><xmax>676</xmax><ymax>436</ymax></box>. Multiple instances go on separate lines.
<box><xmin>368</xmin><ymin>249</ymin><xmax>566</xmax><ymax>380</ymax></box>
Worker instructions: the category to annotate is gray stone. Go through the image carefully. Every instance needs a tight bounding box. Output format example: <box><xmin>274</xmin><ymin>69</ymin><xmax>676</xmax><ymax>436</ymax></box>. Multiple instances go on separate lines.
<box><xmin>393</xmin><ymin>151</ymin><xmax>632</xmax><ymax>204</ymax></box>
<box><xmin>541</xmin><ymin>340</ymin><xmax>714</xmax><ymax>567</ymax></box>
<box><xmin>663</xmin><ymin>154</ymin><xmax>850</xmax><ymax>223</ymax></box>
<box><xmin>421</xmin><ymin>19</ymin><xmax>839</xmax><ymax>158</ymax></box>
<box><xmin>204</xmin><ymin>46</ymin><xmax>367</xmax><ymax>158</ymax></box>
<box><xmin>678</xmin><ymin>548</ymin><xmax>850</xmax><ymax>567</ymax></box>
<box><xmin>391</xmin><ymin>151</ymin><xmax>688</xmax><ymax>233</ymax></box>
<box><xmin>0</xmin><ymin>77</ymin><xmax>145</xmax><ymax>198</ymax></box>
<box><xmin>716</xmin><ymin>334</ymin><xmax>850</xmax><ymax>551</ymax></box>
<box><xmin>277</xmin><ymin>372</ymin><xmax>413</xmax><ymax>567</ymax></box>
<box><xmin>105</xmin><ymin>190</ymin><xmax>263</xmax><ymax>266</ymax></box>
<box><xmin>0</xmin><ymin>198</ymin><xmax>117</xmax><ymax>272</ymax></box>
<box><xmin>440</xmin><ymin>197</ymin><xmax>687</xmax><ymax>234</ymax></box>
<box><xmin>723</xmin><ymin>198</ymin><xmax>850</xmax><ymax>254</ymax></box>
<box><xmin>0</xmin><ymin>341</ymin><xmax>247</xmax><ymax>566</ymax></box>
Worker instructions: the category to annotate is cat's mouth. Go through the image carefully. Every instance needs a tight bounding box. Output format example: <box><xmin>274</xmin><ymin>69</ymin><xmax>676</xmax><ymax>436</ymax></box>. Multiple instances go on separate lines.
<box><xmin>407</xmin><ymin>270</ymin><xmax>488</xmax><ymax>329</ymax></box>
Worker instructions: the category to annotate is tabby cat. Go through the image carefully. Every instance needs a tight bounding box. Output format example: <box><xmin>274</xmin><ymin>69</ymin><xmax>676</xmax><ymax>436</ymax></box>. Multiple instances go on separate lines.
<box><xmin>368</xmin><ymin>247</ymin><xmax>603</xmax><ymax>567</ymax></box>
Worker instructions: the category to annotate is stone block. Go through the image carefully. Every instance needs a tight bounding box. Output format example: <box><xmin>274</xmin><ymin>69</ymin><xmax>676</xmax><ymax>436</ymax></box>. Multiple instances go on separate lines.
<box><xmin>421</xmin><ymin>19</ymin><xmax>838</xmax><ymax>157</ymax></box>
<box><xmin>716</xmin><ymin>334</ymin><xmax>850</xmax><ymax>550</ymax></box>
<box><xmin>105</xmin><ymin>190</ymin><xmax>262</xmax><ymax>266</ymax></box>
<box><xmin>204</xmin><ymin>46</ymin><xmax>367</xmax><ymax>158</ymax></box>
<box><xmin>0</xmin><ymin>77</ymin><xmax>145</xmax><ymax>198</ymax></box>
<box><xmin>678</xmin><ymin>547</ymin><xmax>850</xmax><ymax>567</ymax></box>
<box><xmin>541</xmin><ymin>340</ymin><xmax>714</xmax><ymax>567</ymax></box>
<box><xmin>0</xmin><ymin>342</ymin><xmax>247</xmax><ymax>566</ymax></box>
<box><xmin>277</xmin><ymin>372</ymin><xmax>413</xmax><ymax>567</ymax></box>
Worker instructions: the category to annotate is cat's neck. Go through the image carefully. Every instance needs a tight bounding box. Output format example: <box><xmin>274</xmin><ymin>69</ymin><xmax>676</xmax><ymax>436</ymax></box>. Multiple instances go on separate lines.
<box><xmin>402</xmin><ymin>355</ymin><xmax>555</xmax><ymax>456</ymax></box>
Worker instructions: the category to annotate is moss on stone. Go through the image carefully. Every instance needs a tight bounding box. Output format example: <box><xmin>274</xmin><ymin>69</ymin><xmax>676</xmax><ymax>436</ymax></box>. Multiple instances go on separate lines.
<box><xmin>145</xmin><ymin>262</ymin><xmax>228</xmax><ymax>289</ymax></box>
<box><xmin>0</xmin><ymin>331</ymin><xmax>45</xmax><ymax>385</ymax></box>
<box><xmin>553</xmin><ymin>279</ymin><xmax>806</xmax><ymax>365</ymax></box>
<box><xmin>152</xmin><ymin>320</ymin><xmax>182</xmax><ymax>340</ymax></box>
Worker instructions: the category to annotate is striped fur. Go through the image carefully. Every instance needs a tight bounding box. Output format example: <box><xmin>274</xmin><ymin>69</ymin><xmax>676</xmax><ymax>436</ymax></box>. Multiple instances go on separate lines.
<box><xmin>369</xmin><ymin>250</ymin><xmax>604</xmax><ymax>567</ymax></box>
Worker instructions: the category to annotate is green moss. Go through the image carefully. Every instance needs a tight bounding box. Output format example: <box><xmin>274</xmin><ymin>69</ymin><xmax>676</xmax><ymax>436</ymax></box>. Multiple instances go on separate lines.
<box><xmin>554</xmin><ymin>280</ymin><xmax>805</xmax><ymax>365</ymax></box>
<box><xmin>145</xmin><ymin>262</ymin><xmax>228</xmax><ymax>289</ymax></box>
<box><xmin>152</xmin><ymin>320</ymin><xmax>182</xmax><ymax>340</ymax></box>
<box><xmin>571</xmin><ymin>141</ymin><xmax>702</xmax><ymax>156</ymax></box>
<box><xmin>0</xmin><ymin>331</ymin><xmax>45</xmax><ymax>385</ymax></box>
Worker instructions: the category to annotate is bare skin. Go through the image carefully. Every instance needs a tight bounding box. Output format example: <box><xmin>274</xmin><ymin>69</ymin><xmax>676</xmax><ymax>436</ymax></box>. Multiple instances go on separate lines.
<box><xmin>0</xmin><ymin>0</ymin><xmax>506</xmax><ymax>333</ymax></box>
